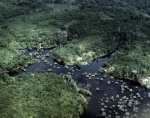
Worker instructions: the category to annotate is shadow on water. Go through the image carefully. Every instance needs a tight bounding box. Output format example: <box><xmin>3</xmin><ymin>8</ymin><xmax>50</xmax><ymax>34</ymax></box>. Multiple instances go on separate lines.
<box><xmin>15</xmin><ymin>49</ymin><xmax>150</xmax><ymax>118</ymax></box>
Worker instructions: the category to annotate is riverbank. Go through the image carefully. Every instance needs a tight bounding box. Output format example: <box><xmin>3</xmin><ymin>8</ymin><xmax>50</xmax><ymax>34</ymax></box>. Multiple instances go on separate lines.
<box><xmin>51</xmin><ymin>35</ymin><xmax>118</xmax><ymax>66</ymax></box>
<box><xmin>99</xmin><ymin>37</ymin><xmax>150</xmax><ymax>88</ymax></box>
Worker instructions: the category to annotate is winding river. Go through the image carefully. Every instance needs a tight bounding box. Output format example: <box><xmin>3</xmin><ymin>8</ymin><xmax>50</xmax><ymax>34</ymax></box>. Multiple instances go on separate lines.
<box><xmin>16</xmin><ymin>49</ymin><xmax>150</xmax><ymax>118</ymax></box>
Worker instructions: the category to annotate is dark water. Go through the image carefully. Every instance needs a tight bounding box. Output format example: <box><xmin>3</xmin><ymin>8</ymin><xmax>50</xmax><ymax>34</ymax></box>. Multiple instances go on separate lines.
<box><xmin>18</xmin><ymin>49</ymin><xmax>150</xmax><ymax>118</ymax></box>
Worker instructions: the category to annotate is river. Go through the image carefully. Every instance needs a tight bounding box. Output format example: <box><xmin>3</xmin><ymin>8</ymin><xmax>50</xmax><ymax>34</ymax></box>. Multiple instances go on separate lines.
<box><xmin>16</xmin><ymin>49</ymin><xmax>150</xmax><ymax>118</ymax></box>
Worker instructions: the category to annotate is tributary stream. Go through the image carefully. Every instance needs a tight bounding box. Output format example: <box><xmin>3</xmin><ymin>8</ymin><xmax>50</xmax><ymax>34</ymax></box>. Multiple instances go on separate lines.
<box><xmin>16</xmin><ymin>49</ymin><xmax>150</xmax><ymax>118</ymax></box>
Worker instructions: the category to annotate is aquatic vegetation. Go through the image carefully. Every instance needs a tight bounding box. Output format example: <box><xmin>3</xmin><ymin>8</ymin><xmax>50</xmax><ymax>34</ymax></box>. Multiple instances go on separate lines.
<box><xmin>0</xmin><ymin>70</ymin><xmax>88</xmax><ymax>118</ymax></box>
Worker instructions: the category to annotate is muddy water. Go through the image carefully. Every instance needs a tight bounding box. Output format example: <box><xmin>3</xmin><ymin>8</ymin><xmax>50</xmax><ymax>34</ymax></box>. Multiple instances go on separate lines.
<box><xmin>19</xmin><ymin>49</ymin><xmax>150</xmax><ymax>118</ymax></box>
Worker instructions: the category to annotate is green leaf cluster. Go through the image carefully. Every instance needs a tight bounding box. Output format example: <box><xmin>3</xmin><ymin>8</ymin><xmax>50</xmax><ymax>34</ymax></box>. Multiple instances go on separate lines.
<box><xmin>0</xmin><ymin>71</ymin><xmax>87</xmax><ymax>118</ymax></box>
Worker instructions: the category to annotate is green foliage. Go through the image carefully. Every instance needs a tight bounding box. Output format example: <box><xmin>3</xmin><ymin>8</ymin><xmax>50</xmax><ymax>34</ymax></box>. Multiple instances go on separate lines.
<box><xmin>51</xmin><ymin>35</ymin><xmax>117</xmax><ymax>65</ymax></box>
<box><xmin>0</xmin><ymin>29</ymin><xmax>37</xmax><ymax>72</ymax></box>
<box><xmin>48</xmin><ymin>0</ymin><xmax>150</xmax><ymax>87</ymax></box>
<box><xmin>6</xmin><ymin>18</ymin><xmax>58</xmax><ymax>49</ymax></box>
<box><xmin>78</xmin><ymin>89</ymin><xmax>92</xmax><ymax>96</ymax></box>
<box><xmin>0</xmin><ymin>82</ymin><xmax>17</xmax><ymax>118</ymax></box>
<box><xmin>1</xmin><ymin>0</ymin><xmax>150</xmax><ymax>93</ymax></box>
<box><xmin>103</xmin><ymin>62</ymin><xmax>110</xmax><ymax>68</ymax></box>
<box><xmin>55</xmin><ymin>29</ymin><xmax>68</xmax><ymax>45</ymax></box>
<box><xmin>101</xmin><ymin>38</ymin><xmax>150</xmax><ymax>84</ymax></box>
<box><xmin>0</xmin><ymin>71</ymin><xmax>87</xmax><ymax>118</ymax></box>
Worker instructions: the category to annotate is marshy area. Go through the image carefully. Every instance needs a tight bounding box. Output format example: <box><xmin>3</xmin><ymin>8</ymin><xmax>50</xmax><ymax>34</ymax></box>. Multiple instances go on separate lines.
<box><xmin>0</xmin><ymin>0</ymin><xmax>150</xmax><ymax>118</ymax></box>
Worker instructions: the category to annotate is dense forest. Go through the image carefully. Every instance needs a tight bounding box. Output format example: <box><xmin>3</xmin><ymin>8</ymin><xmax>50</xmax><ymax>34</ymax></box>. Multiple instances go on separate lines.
<box><xmin>0</xmin><ymin>0</ymin><xmax>150</xmax><ymax>117</ymax></box>
<box><xmin>0</xmin><ymin>70</ymin><xmax>89</xmax><ymax>118</ymax></box>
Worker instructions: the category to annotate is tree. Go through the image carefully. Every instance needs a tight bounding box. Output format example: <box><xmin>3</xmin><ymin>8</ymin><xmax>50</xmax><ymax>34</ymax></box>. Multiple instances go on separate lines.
<box><xmin>56</xmin><ymin>29</ymin><xmax>68</xmax><ymax>46</ymax></box>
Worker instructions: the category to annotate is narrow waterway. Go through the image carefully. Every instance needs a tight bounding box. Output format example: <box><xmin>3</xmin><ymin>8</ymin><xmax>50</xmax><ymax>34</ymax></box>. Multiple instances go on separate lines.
<box><xmin>17</xmin><ymin>49</ymin><xmax>150</xmax><ymax>118</ymax></box>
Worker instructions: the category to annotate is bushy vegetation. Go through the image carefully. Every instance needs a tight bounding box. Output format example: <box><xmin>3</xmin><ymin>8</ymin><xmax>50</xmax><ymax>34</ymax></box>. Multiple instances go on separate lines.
<box><xmin>0</xmin><ymin>29</ymin><xmax>36</xmax><ymax>73</ymax></box>
<box><xmin>0</xmin><ymin>0</ymin><xmax>32</xmax><ymax>23</ymax></box>
<box><xmin>51</xmin><ymin>35</ymin><xmax>117</xmax><ymax>65</ymax></box>
<box><xmin>0</xmin><ymin>1</ymin><xmax>74</xmax><ymax>72</ymax></box>
<box><xmin>100</xmin><ymin>36</ymin><xmax>150</xmax><ymax>86</ymax></box>
<box><xmin>1</xmin><ymin>0</ymin><xmax>150</xmax><ymax>117</ymax></box>
<box><xmin>0</xmin><ymin>70</ymin><xmax>87</xmax><ymax>118</ymax></box>
<box><xmin>50</xmin><ymin>0</ymin><xmax>150</xmax><ymax>67</ymax></box>
<box><xmin>49</xmin><ymin>0</ymin><xmax>150</xmax><ymax>87</ymax></box>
